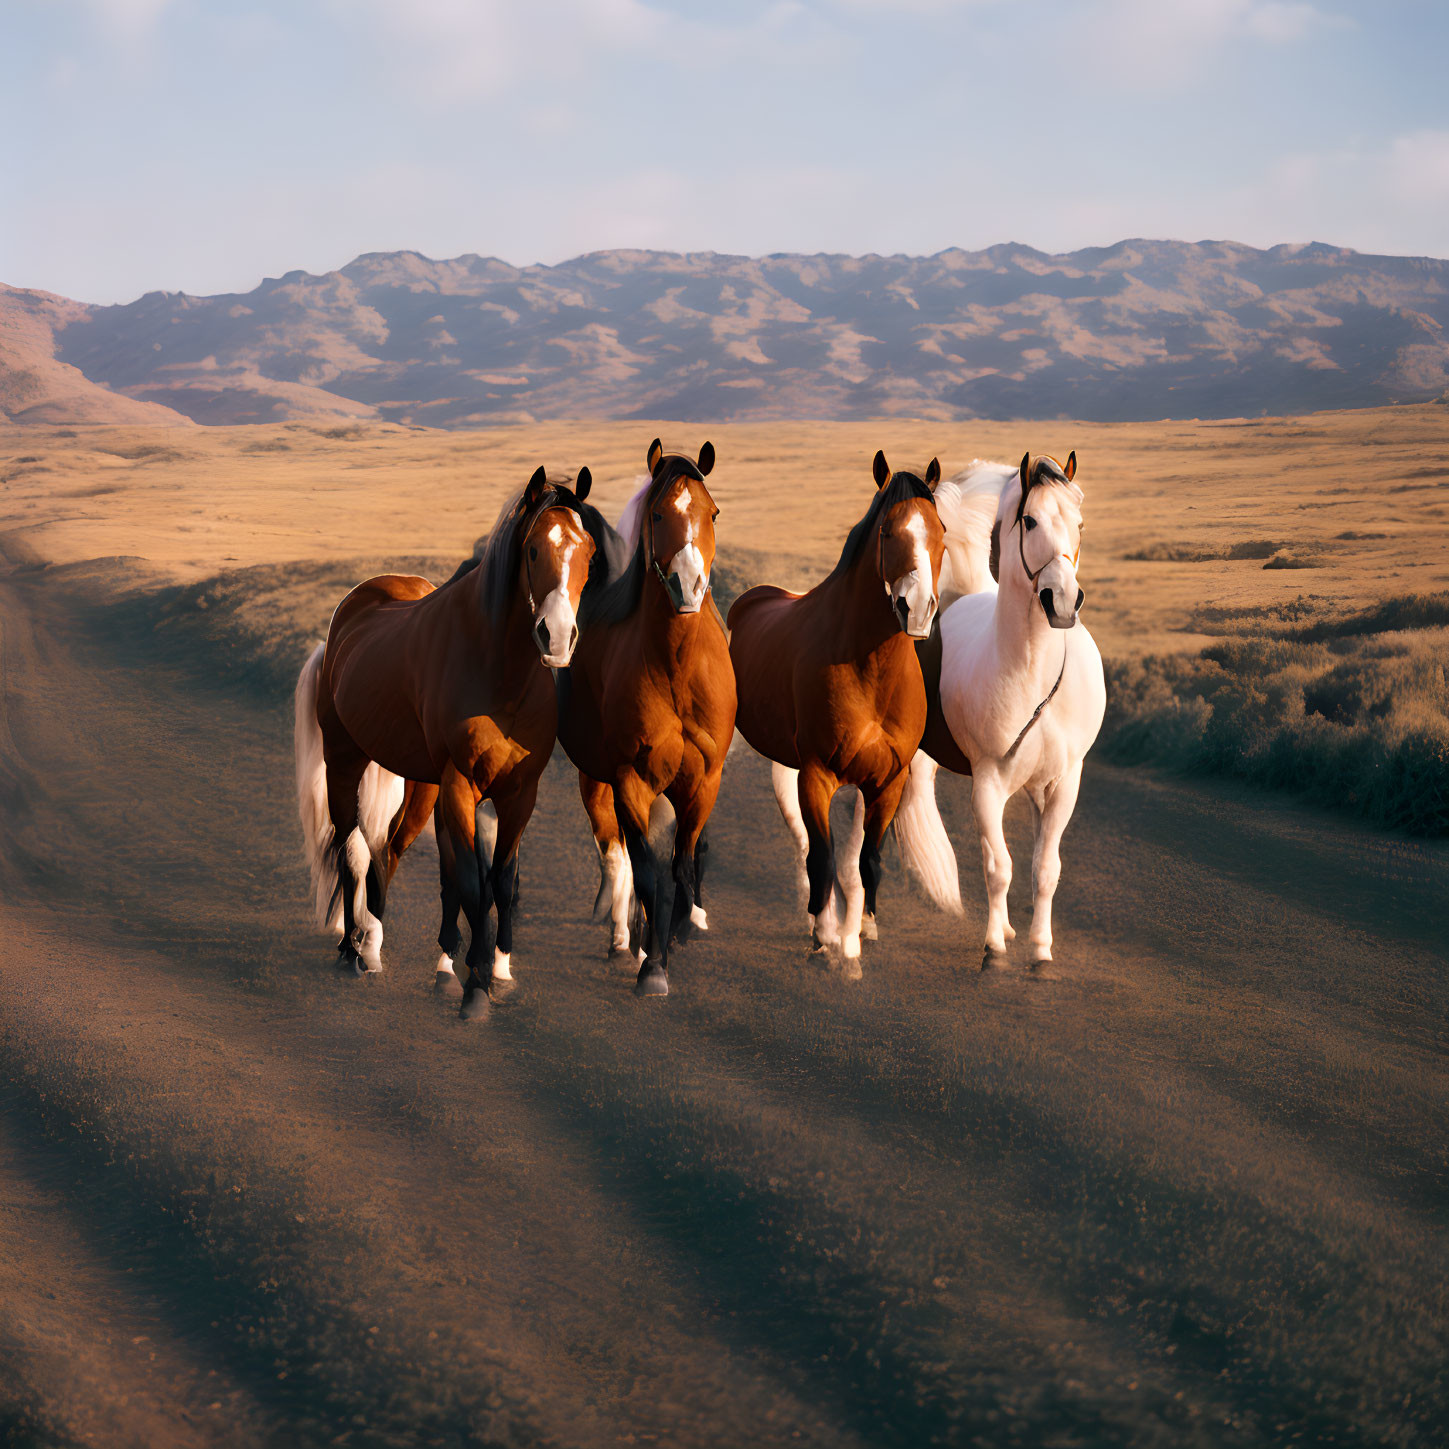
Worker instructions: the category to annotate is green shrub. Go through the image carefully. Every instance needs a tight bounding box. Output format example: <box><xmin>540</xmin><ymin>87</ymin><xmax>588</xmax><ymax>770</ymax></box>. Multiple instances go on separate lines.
<box><xmin>1101</xmin><ymin>596</ymin><xmax>1449</xmax><ymax>836</ymax></box>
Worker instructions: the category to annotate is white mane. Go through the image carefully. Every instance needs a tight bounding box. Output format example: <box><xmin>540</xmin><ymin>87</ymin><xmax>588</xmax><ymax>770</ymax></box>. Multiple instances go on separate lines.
<box><xmin>616</xmin><ymin>473</ymin><xmax>654</xmax><ymax>547</ymax></box>
<box><xmin>933</xmin><ymin>459</ymin><xmax>1015</xmax><ymax>605</ymax></box>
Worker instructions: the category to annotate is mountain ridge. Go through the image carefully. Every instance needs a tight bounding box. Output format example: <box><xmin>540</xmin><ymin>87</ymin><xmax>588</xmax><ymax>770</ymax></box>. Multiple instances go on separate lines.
<box><xmin>4</xmin><ymin>239</ymin><xmax>1447</xmax><ymax>426</ymax></box>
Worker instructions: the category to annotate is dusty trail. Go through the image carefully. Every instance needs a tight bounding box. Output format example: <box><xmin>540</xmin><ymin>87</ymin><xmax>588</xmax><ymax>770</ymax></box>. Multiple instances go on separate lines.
<box><xmin>0</xmin><ymin>558</ymin><xmax>1446</xmax><ymax>1448</ymax></box>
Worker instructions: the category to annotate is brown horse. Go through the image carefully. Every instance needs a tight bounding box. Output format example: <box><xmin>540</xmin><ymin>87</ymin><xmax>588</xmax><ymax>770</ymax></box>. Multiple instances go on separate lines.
<box><xmin>294</xmin><ymin>466</ymin><xmax>598</xmax><ymax>1020</ymax></box>
<box><xmin>558</xmin><ymin>439</ymin><xmax>737</xmax><ymax>998</ymax></box>
<box><xmin>728</xmin><ymin>451</ymin><xmax>945</xmax><ymax>975</ymax></box>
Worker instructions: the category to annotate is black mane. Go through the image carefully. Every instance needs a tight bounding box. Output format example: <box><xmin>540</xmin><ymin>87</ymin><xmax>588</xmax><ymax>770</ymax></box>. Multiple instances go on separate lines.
<box><xmin>472</xmin><ymin>479</ymin><xmax>625</xmax><ymax>648</ymax></box>
<box><xmin>579</xmin><ymin>456</ymin><xmax>705</xmax><ymax>628</ymax></box>
<box><xmin>825</xmin><ymin>470</ymin><xmax>936</xmax><ymax>584</ymax></box>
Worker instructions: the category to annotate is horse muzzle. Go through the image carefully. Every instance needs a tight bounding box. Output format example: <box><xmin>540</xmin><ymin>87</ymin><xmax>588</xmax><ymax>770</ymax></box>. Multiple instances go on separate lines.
<box><xmin>658</xmin><ymin>548</ymin><xmax>708</xmax><ymax>614</ymax></box>
<box><xmin>1039</xmin><ymin>586</ymin><xmax>1084</xmax><ymax>629</ymax></box>
<box><xmin>533</xmin><ymin>590</ymin><xmax>581</xmax><ymax>666</ymax></box>
<box><xmin>890</xmin><ymin>571</ymin><xmax>937</xmax><ymax>638</ymax></box>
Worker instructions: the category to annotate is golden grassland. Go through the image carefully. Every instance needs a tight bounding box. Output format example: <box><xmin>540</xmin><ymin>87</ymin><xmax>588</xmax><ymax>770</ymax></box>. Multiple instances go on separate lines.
<box><xmin>3</xmin><ymin>404</ymin><xmax>1448</xmax><ymax>657</ymax></box>
<box><xmin>3</xmin><ymin>404</ymin><xmax>1446</xmax><ymax>833</ymax></box>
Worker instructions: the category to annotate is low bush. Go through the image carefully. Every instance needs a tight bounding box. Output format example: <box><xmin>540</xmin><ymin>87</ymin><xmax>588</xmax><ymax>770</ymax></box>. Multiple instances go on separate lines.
<box><xmin>1101</xmin><ymin>593</ymin><xmax>1449</xmax><ymax>836</ymax></box>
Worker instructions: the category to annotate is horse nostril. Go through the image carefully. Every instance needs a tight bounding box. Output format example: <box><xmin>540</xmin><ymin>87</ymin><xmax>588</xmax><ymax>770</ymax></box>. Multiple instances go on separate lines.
<box><xmin>1039</xmin><ymin>588</ymin><xmax>1056</xmax><ymax>619</ymax></box>
<box><xmin>894</xmin><ymin>596</ymin><xmax>911</xmax><ymax>632</ymax></box>
<box><xmin>534</xmin><ymin>620</ymin><xmax>550</xmax><ymax>653</ymax></box>
<box><xmin>1075</xmin><ymin>588</ymin><xmax>1085</xmax><ymax>612</ymax></box>
<box><xmin>568</xmin><ymin>624</ymin><xmax>579</xmax><ymax>651</ymax></box>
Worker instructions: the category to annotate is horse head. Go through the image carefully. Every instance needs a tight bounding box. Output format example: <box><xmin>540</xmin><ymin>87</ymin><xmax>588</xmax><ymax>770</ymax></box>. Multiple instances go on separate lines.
<box><xmin>871</xmin><ymin>450</ymin><xmax>945</xmax><ymax>638</ymax></box>
<box><xmin>643</xmin><ymin>438</ymin><xmax>719</xmax><ymax>615</ymax></box>
<box><xmin>520</xmin><ymin>465</ymin><xmax>597</xmax><ymax>666</ymax></box>
<box><xmin>1001</xmin><ymin>451</ymin><xmax>1084</xmax><ymax>629</ymax></box>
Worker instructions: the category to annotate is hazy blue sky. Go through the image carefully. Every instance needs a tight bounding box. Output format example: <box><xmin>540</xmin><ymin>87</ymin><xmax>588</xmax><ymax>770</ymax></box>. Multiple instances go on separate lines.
<box><xmin>5</xmin><ymin>0</ymin><xmax>1448</xmax><ymax>302</ymax></box>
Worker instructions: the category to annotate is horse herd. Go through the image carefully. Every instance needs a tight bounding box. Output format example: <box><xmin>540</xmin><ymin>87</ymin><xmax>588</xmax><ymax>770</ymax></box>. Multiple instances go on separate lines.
<box><xmin>294</xmin><ymin>440</ymin><xmax>1105</xmax><ymax>1019</ymax></box>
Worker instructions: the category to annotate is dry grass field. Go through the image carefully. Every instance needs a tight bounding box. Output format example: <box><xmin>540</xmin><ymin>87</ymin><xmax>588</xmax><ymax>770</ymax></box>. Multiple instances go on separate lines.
<box><xmin>1</xmin><ymin>405</ymin><xmax>1447</xmax><ymax>1448</ymax></box>
<box><xmin>4</xmin><ymin>404</ymin><xmax>1449</xmax><ymax>653</ymax></box>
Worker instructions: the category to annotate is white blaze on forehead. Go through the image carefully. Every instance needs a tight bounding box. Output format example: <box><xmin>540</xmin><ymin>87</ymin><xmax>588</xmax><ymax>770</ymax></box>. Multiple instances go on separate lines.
<box><xmin>547</xmin><ymin>523</ymin><xmax>563</xmax><ymax>545</ymax></box>
<box><xmin>674</xmin><ymin>486</ymin><xmax>692</xmax><ymax>514</ymax></box>
<box><xmin>903</xmin><ymin>510</ymin><xmax>931</xmax><ymax>578</ymax></box>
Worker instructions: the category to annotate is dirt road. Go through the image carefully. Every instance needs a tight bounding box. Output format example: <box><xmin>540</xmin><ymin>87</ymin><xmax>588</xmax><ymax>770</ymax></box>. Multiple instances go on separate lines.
<box><xmin>1</xmin><ymin>556</ymin><xmax>1445</xmax><ymax>1448</ymax></box>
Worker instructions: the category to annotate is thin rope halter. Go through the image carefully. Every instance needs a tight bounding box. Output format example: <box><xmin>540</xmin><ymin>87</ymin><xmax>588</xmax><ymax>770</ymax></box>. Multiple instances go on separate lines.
<box><xmin>1003</xmin><ymin>469</ymin><xmax>1078</xmax><ymax>758</ymax></box>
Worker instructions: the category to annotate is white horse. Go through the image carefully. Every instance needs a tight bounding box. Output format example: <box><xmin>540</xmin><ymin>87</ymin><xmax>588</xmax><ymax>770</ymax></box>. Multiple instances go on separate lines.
<box><xmin>896</xmin><ymin>451</ymin><xmax>1105</xmax><ymax>968</ymax></box>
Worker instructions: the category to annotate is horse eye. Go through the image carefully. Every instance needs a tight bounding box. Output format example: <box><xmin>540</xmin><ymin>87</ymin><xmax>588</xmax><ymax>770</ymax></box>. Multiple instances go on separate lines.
<box><xmin>652</xmin><ymin>511</ymin><xmax>662</xmax><ymax>523</ymax></box>
<box><xmin>529</xmin><ymin>546</ymin><xmax>539</xmax><ymax>561</ymax></box>
<box><xmin>1023</xmin><ymin>516</ymin><xmax>1038</xmax><ymax>532</ymax></box>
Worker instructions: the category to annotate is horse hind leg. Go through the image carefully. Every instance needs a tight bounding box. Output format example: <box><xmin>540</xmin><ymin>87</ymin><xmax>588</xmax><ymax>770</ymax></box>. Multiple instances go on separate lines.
<box><xmin>582</xmin><ymin>773</ymin><xmax>633</xmax><ymax>958</ymax></box>
<box><xmin>771</xmin><ymin>762</ymin><xmax>813</xmax><ymax>936</ymax></box>
<box><xmin>836</xmin><ymin>788</ymin><xmax>866</xmax><ymax>967</ymax></box>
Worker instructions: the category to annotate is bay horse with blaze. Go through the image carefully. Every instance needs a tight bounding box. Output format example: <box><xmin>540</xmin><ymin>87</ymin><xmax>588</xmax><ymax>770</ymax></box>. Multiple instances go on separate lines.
<box><xmin>559</xmin><ymin>439</ymin><xmax>737</xmax><ymax>998</ymax></box>
<box><xmin>294</xmin><ymin>466</ymin><xmax>598</xmax><ymax>1019</ymax></box>
<box><xmin>728</xmin><ymin>451</ymin><xmax>945</xmax><ymax>974</ymax></box>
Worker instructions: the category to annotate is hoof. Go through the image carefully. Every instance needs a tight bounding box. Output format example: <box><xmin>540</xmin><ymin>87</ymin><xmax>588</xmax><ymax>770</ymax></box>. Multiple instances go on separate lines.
<box><xmin>489</xmin><ymin>975</ymin><xmax>518</xmax><ymax>1002</ymax></box>
<box><xmin>840</xmin><ymin>956</ymin><xmax>863</xmax><ymax>982</ymax></box>
<box><xmin>980</xmin><ymin>949</ymin><xmax>1007</xmax><ymax>972</ymax></box>
<box><xmin>607</xmin><ymin>943</ymin><xmax>630</xmax><ymax>960</ymax></box>
<box><xmin>459</xmin><ymin>989</ymin><xmax>492</xmax><ymax>1022</ymax></box>
<box><xmin>433</xmin><ymin>969</ymin><xmax>464</xmax><ymax>999</ymax></box>
<box><xmin>1027</xmin><ymin>958</ymin><xmax>1062</xmax><ymax>980</ymax></box>
<box><xmin>336</xmin><ymin>951</ymin><xmax>366</xmax><ymax>978</ymax></box>
<box><xmin>634</xmin><ymin>964</ymin><xmax>669</xmax><ymax>998</ymax></box>
<box><xmin>860</xmin><ymin>914</ymin><xmax>878</xmax><ymax>942</ymax></box>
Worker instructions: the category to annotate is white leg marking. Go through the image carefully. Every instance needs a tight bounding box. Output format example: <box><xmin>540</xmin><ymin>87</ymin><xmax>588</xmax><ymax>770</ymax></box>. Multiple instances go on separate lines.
<box><xmin>837</xmin><ymin>788</ymin><xmax>866</xmax><ymax>957</ymax></box>
<box><xmin>689</xmin><ymin>903</ymin><xmax>709</xmax><ymax>930</ymax></box>
<box><xmin>770</xmin><ymin>762</ymin><xmax>811</xmax><ymax>920</ymax></box>
<box><xmin>491</xmin><ymin>947</ymin><xmax>513</xmax><ymax>982</ymax></box>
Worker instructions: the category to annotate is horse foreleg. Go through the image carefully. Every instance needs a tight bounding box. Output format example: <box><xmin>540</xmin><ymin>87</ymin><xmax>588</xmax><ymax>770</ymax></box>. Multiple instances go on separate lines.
<box><xmin>436</xmin><ymin>765</ymin><xmax>494</xmax><ymax>1020</ymax></box>
<box><xmin>430</xmin><ymin>795</ymin><xmax>465</xmax><ymax>998</ymax></box>
<box><xmin>1028</xmin><ymin>761</ymin><xmax>1082</xmax><ymax>966</ymax></box>
<box><xmin>665</xmin><ymin>762</ymin><xmax>723</xmax><ymax>949</ymax></box>
<box><xmin>613</xmin><ymin>772</ymin><xmax>669</xmax><ymax>997</ymax></box>
<box><xmin>691</xmin><ymin>825</ymin><xmax>710</xmax><ymax>931</ymax></box>
<box><xmin>581</xmin><ymin>772</ymin><xmax>632</xmax><ymax>957</ymax></box>
<box><xmin>484</xmin><ymin>780</ymin><xmax>538</xmax><ymax>999</ymax></box>
<box><xmin>971</xmin><ymin>769</ymin><xmax>1014</xmax><ymax>966</ymax></box>
<box><xmin>850</xmin><ymin>775</ymin><xmax>907</xmax><ymax>968</ymax></box>
<box><xmin>797</xmin><ymin>762</ymin><xmax>842</xmax><ymax>955</ymax></box>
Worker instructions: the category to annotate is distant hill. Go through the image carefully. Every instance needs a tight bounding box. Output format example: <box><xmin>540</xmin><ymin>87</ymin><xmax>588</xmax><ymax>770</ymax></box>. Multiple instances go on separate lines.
<box><xmin>6</xmin><ymin>241</ymin><xmax>1449</xmax><ymax>426</ymax></box>
<box><xmin>0</xmin><ymin>286</ymin><xmax>191</xmax><ymax>426</ymax></box>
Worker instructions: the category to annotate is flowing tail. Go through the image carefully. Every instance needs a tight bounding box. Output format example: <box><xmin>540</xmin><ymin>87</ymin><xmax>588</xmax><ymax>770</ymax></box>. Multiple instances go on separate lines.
<box><xmin>294</xmin><ymin>642</ymin><xmax>404</xmax><ymax>935</ymax></box>
<box><xmin>893</xmin><ymin>752</ymin><xmax>963</xmax><ymax>915</ymax></box>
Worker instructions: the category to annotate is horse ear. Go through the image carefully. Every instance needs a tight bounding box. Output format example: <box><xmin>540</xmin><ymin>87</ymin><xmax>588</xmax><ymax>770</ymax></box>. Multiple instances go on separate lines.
<box><xmin>1064</xmin><ymin>450</ymin><xmax>1076</xmax><ymax>482</ymax></box>
<box><xmin>647</xmin><ymin>438</ymin><xmax>665</xmax><ymax>476</ymax></box>
<box><xmin>525</xmin><ymin>465</ymin><xmax>548</xmax><ymax>505</ymax></box>
<box><xmin>1019</xmin><ymin>452</ymin><xmax>1031</xmax><ymax>491</ymax></box>
<box><xmin>575</xmin><ymin>465</ymin><xmax>592</xmax><ymax>501</ymax></box>
<box><xmin>696</xmin><ymin>440</ymin><xmax>715</xmax><ymax>477</ymax></box>
<box><xmin>925</xmin><ymin>457</ymin><xmax>941</xmax><ymax>490</ymax></box>
<box><xmin>989</xmin><ymin>520</ymin><xmax>1000</xmax><ymax>584</ymax></box>
<box><xmin>872</xmin><ymin>450</ymin><xmax>890</xmax><ymax>488</ymax></box>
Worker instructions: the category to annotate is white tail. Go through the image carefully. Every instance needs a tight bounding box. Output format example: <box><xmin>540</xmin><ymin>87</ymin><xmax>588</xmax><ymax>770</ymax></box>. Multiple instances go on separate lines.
<box><xmin>894</xmin><ymin>752</ymin><xmax>963</xmax><ymax>915</ymax></box>
<box><xmin>293</xmin><ymin>642</ymin><xmax>404</xmax><ymax>935</ymax></box>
